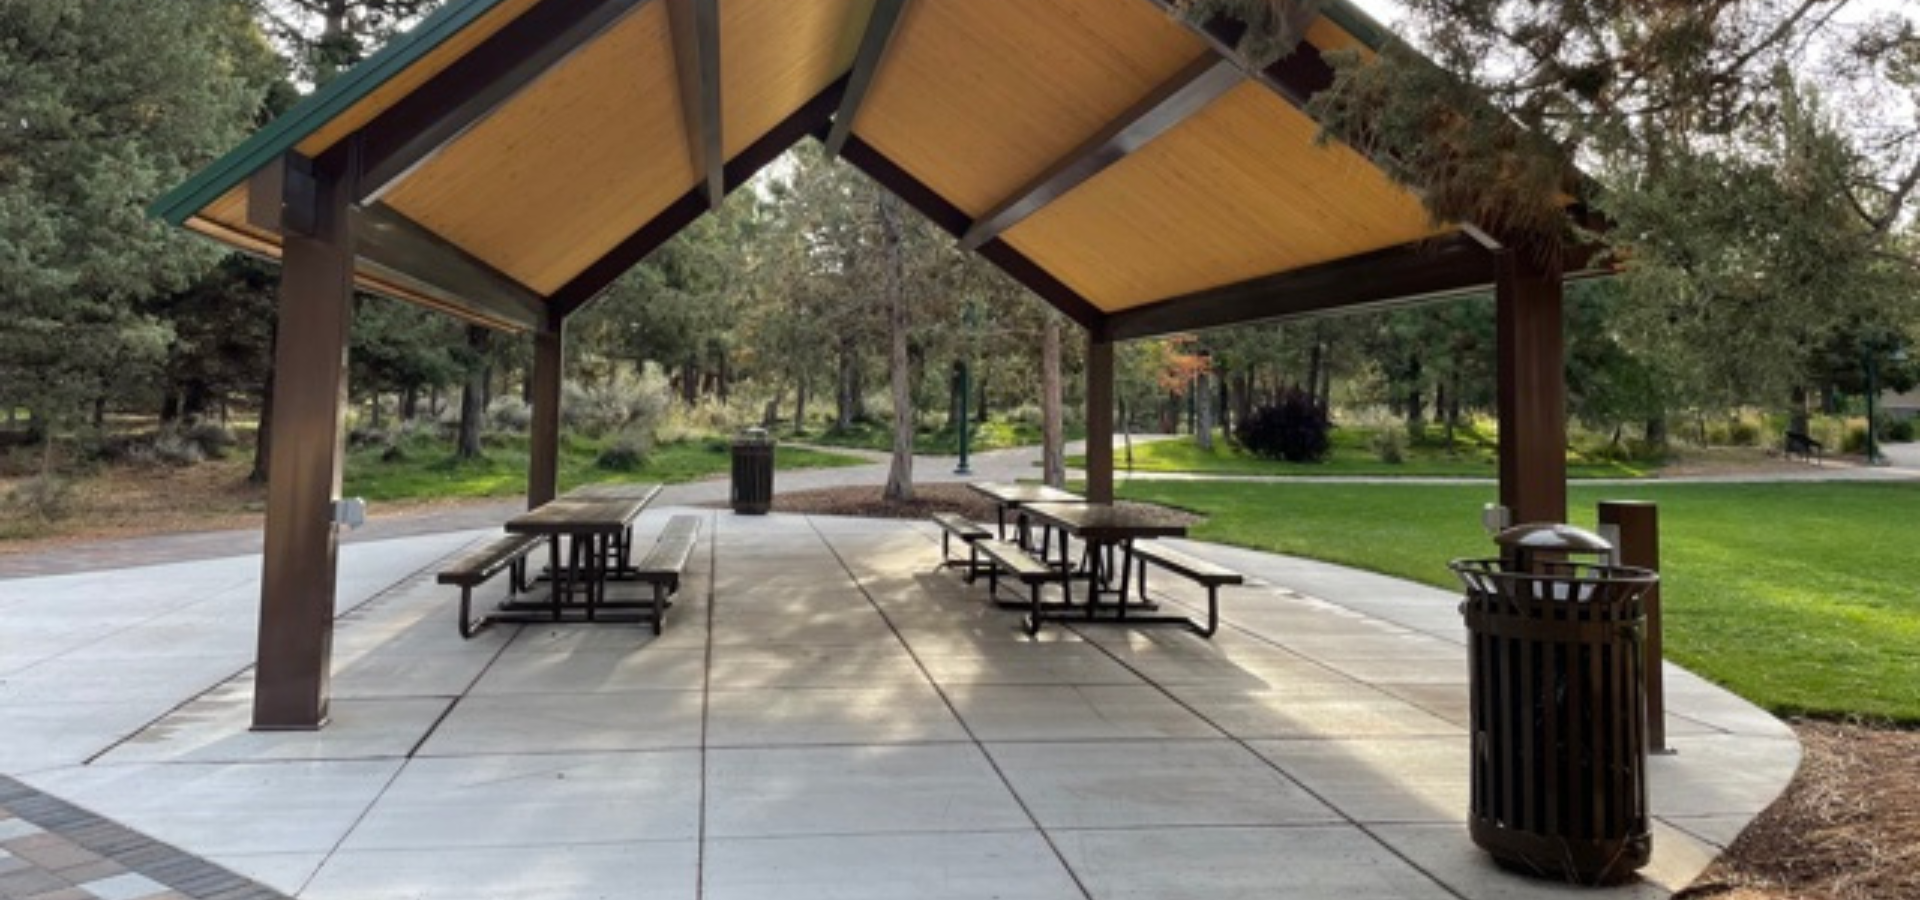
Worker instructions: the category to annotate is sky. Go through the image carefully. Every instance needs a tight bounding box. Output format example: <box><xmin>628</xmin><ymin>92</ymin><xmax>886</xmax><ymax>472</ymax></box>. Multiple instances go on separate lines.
<box><xmin>1344</xmin><ymin>0</ymin><xmax>1918</xmax><ymax>33</ymax></box>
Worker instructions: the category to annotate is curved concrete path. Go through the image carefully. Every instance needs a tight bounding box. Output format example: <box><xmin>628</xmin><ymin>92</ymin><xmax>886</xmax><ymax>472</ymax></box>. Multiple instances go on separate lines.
<box><xmin>0</xmin><ymin>511</ymin><xmax>1796</xmax><ymax>899</ymax></box>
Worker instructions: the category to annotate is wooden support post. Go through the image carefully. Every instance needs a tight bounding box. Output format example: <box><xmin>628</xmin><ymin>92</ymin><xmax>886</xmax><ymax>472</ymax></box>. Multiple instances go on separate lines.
<box><xmin>528</xmin><ymin>316</ymin><xmax>564</xmax><ymax>508</ymax></box>
<box><xmin>254</xmin><ymin>151</ymin><xmax>356</xmax><ymax>731</ymax></box>
<box><xmin>1086</xmin><ymin>336</ymin><xmax>1115</xmax><ymax>503</ymax></box>
<box><xmin>1599</xmin><ymin>500</ymin><xmax>1668</xmax><ymax>754</ymax></box>
<box><xmin>1495</xmin><ymin>251</ymin><xmax>1567</xmax><ymax>524</ymax></box>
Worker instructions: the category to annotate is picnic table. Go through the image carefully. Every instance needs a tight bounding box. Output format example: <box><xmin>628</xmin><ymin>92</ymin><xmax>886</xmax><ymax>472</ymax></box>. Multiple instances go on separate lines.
<box><xmin>499</xmin><ymin>483</ymin><xmax>661</xmax><ymax>624</ymax></box>
<box><xmin>967</xmin><ymin>481</ymin><xmax>1087</xmax><ymax>551</ymax></box>
<box><xmin>1018</xmin><ymin>501</ymin><xmax>1198</xmax><ymax>630</ymax></box>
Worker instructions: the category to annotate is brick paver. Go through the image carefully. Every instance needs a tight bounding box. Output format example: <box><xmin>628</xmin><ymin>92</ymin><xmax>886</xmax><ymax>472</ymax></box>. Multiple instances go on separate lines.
<box><xmin>0</xmin><ymin>778</ymin><xmax>289</xmax><ymax>900</ymax></box>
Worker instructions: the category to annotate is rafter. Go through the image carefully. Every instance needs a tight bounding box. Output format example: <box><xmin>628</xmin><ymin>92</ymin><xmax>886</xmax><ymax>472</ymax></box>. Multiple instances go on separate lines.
<box><xmin>822</xmin><ymin>0</ymin><xmax>909</xmax><ymax>159</ymax></box>
<box><xmin>958</xmin><ymin>54</ymin><xmax>1242</xmax><ymax>252</ymax></box>
<box><xmin>667</xmin><ymin>0</ymin><xmax>724</xmax><ymax>208</ymax></box>
<box><xmin>549</xmin><ymin>78</ymin><xmax>852</xmax><ymax>319</ymax></box>
<box><xmin>832</xmin><ymin>134</ymin><xmax>1106</xmax><ymax>333</ymax></box>
<box><xmin>1101</xmin><ymin>235</ymin><xmax>1495</xmax><ymax>341</ymax></box>
<box><xmin>351</xmin><ymin>202</ymin><xmax>546</xmax><ymax>331</ymax></box>
<box><xmin>354</xmin><ymin>0</ymin><xmax>655</xmax><ymax>204</ymax></box>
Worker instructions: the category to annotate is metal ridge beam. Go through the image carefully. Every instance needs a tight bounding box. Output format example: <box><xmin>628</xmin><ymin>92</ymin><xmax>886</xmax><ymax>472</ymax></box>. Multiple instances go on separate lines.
<box><xmin>549</xmin><ymin>77</ymin><xmax>852</xmax><ymax>319</ymax></box>
<box><xmin>958</xmin><ymin>54</ymin><xmax>1242</xmax><ymax>252</ymax></box>
<box><xmin>832</xmin><ymin>134</ymin><xmax>1105</xmax><ymax>334</ymax></box>
<box><xmin>822</xmin><ymin>0</ymin><xmax>909</xmax><ymax>159</ymax></box>
<box><xmin>667</xmin><ymin>0</ymin><xmax>724</xmax><ymax>208</ymax></box>
<box><xmin>1102</xmin><ymin>234</ymin><xmax>1495</xmax><ymax>341</ymax></box>
<box><xmin>355</xmin><ymin>0</ymin><xmax>654</xmax><ymax>204</ymax></box>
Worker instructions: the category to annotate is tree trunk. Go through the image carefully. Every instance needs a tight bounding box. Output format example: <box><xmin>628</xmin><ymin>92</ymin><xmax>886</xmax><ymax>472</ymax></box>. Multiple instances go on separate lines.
<box><xmin>681</xmin><ymin>356</ymin><xmax>699</xmax><ymax>406</ymax></box>
<box><xmin>976</xmin><ymin>368</ymin><xmax>989</xmax><ymax>424</ymax></box>
<box><xmin>456</xmin><ymin>325</ymin><xmax>489</xmax><ymax>460</ymax></box>
<box><xmin>1195</xmin><ymin>371</ymin><xmax>1215</xmax><ymax>450</ymax></box>
<box><xmin>250</xmin><ymin>372</ymin><xmax>273</xmax><ymax>484</ymax></box>
<box><xmin>1305</xmin><ymin>341</ymin><xmax>1324</xmax><ymax>406</ymax></box>
<box><xmin>879</xmin><ymin>196</ymin><xmax>914</xmax><ymax>503</ymax></box>
<box><xmin>836</xmin><ymin>338</ymin><xmax>857</xmax><ymax>431</ymax></box>
<box><xmin>795</xmin><ymin>376</ymin><xmax>809</xmax><ymax>433</ymax></box>
<box><xmin>1041</xmin><ymin>316</ymin><xmax>1065</xmax><ymax>488</ymax></box>
<box><xmin>161</xmin><ymin>391</ymin><xmax>181</xmax><ymax>424</ymax></box>
<box><xmin>402</xmin><ymin>386</ymin><xmax>419</xmax><ymax>422</ymax></box>
<box><xmin>1645</xmin><ymin>416</ymin><xmax>1668</xmax><ymax>448</ymax></box>
<box><xmin>428</xmin><ymin>384</ymin><xmax>440</xmax><ymax>419</ymax></box>
<box><xmin>370</xmin><ymin>394</ymin><xmax>384</xmax><ymax>430</ymax></box>
<box><xmin>1789</xmin><ymin>386</ymin><xmax>1810</xmax><ymax>434</ymax></box>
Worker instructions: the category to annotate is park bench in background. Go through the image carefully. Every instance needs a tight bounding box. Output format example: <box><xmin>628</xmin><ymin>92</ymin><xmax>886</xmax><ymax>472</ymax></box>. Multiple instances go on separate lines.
<box><xmin>1784</xmin><ymin>430</ymin><xmax>1824</xmax><ymax>465</ymax></box>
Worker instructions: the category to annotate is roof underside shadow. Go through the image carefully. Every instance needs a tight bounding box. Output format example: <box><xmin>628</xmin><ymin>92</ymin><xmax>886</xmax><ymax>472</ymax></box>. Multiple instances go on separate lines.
<box><xmin>155</xmin><ymin>0</ymin><xmax>1595</xmax><ymax>340</ymax></box>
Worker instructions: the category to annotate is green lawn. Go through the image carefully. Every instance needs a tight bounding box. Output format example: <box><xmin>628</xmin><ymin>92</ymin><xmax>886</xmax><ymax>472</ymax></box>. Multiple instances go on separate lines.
<box><xmin>343</xmin><ymin>433</ymin><xmax>866</xmax><ymax>502</ymax></box>
<box><xmin>806</xmin><ymin>418</ymin><xmax>1083</xmax><ymax>455</ymax></box>
<box><xmin>1077</xmin><ymin>424</ymin><xmax>1654</xmax><ymax>479</ymax></box>
<box><xmin>1112</xmin><ymin>479</ymin><xmax>1920</xmax><ymax>723</ymax></box>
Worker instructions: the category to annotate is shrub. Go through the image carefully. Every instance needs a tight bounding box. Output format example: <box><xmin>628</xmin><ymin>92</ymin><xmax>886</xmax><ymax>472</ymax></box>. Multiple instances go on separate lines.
<box><xmin>1004</xmin><ymin>404</ymin><xmax>1044</xmax><ymax>428</ymax></box>
<box><xmin>182</xmin><ymin>420</ymin><xmax>238</xmax><ymax>460</ymax></box>
<box><xmin>1234</xmin><ymin>389</ymin><xmax>1331</xmax><ymax>463</ymax></box>
<box><xmin>1726</xmin><ymin>420</ymin><xmax>1760</xmax><ymax>447</ymax></box>
<box><xmin>565</xmin><ymin>368</ymin><xmax>671</xmax><ymax>438</ymax></box>
<box><xmin>1843</xmin><ymin>424</ymin><xmax>1870</xmax><ymax>455</ymax></box>
<box><xmin>1371</xmin><ymin>426</ymin><xmax>1406</xmax><ymax>464</ymax></box>
<box><xmin>6</xmin><ymin>475</ymin><xmax>74</xmax><ymax>522</ymax></box>
<box><xmin>1888</xmin><ymin>418</ymin><xmax>1916</xmax><ymax>443</ymax></box>
<box><xmin>487</xmin><ymin>396</ymin><xmax>532</xmax><ymax>433</ymax></box>
<box><xmin>153</xmin><ymin>430</ymin><xmax>206</xmax><ymax>466</ymax></box>
<box><xmin>596</xmin><ymin>428</ymin><xmax>654</xmax><ymax>472</ymax></box>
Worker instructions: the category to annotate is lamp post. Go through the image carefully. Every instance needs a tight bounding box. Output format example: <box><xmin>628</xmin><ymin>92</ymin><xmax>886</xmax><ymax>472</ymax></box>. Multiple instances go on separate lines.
<box><xmin>1865</xmin><ymin>339</ymin><xmax>1910</xmax><ymax>466</ymax></box>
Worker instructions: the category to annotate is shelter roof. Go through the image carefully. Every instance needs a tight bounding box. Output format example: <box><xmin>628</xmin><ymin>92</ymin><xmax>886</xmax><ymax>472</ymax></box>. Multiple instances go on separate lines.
<box><xmin>156</xmin><ymin>0</ymin><xmax>1545</xmax><ymax>336</ymax></box>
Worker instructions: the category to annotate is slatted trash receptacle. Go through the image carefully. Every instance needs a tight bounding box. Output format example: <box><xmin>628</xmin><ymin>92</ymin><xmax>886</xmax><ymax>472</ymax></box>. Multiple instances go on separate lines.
<box><xmin>730</xmin><ymin>427</ymin><xmax>774</xmax><ymax>515</ymax></box>
<box><xmin>1450</xmin><ymin>524</ymin><xmax>1660</xmax><ymax>885</ymax></box>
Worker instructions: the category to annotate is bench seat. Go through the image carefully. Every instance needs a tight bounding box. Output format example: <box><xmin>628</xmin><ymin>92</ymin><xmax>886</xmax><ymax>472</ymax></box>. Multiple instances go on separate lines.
<box><xmin>932</xmin><ymin>512</ymin><xmax>992</xmax><ymax>579</ymax></box>
<box><xmin>632</xmin><ymin>515</ymin><xmax>702</xmax><ymax>634</ymax></box>
<box><xmin>440</xmin><ymin>533</ymin><xmax>543</xmax><ymax>638</ymax></box>
<box><xmin>1130</xmin><ymin>541</ymin><xmax>1242</xmax><ymax>638</ymax></box>
<box><xmin>974</xmin><ymin>539</ymin><xmax>1069</xmax><ymax>636</ymax></box>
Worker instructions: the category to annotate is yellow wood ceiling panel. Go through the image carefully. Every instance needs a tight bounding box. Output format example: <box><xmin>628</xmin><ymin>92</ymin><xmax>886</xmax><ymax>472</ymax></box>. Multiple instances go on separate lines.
<box><xmin>853</xmin><ymin>0</ymin><xmax>1205</xmax><ymax>217</ymax></box>
<box><xmin>1002</xmin><ymin>81</ymin><xmax>1449</xmax><ymax>312</ymax></box>
<box><xmin>296</xmin><ymin>0</ymin><xmax>547</xmax><ymax>157</ymax></box>
<box><xmin>721</xmin><ymin>0</ymin><xmax>872</xmax><ymax>157</ymax></box>
<box><xmin>383</xmin><ymin>2</ymin><xmax>695</xmax><ymax>295</ymax></box>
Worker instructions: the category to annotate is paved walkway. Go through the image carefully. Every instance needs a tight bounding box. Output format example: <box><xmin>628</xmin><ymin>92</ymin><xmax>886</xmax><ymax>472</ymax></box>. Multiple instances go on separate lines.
<box><xmin>0</xmin><ymin>511</ymin><xmax>1797</xmax><ymax>899</ymax></box>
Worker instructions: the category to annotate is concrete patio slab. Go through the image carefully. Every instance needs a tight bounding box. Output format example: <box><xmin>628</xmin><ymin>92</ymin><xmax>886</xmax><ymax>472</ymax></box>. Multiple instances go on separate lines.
<box><xmin>0</xmin><ymin>508</ymin><xmax>1799</xmax><ymax>898</ymax></box>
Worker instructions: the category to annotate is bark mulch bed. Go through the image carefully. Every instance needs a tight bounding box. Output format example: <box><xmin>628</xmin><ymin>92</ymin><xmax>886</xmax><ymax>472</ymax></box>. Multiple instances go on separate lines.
<box><xmin>1682</xmin><ymin>721</ymin><xmax>1920</xmax><ymax>900</ymax></box>
<box><xmin>737</xmin><ymin>484</ymin><xmax>1203</xmax><ymax>529</ymax></box>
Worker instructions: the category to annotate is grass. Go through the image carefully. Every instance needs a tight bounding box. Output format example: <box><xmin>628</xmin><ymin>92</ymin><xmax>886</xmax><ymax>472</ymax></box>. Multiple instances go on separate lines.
<box><xmin>804</xmin><ymin>417</ymin><xmax>1084</xmax><ymax>455</ymax></box>
<box><xmin>343</xmin><ymin>432</ymin><xmax>866</xmax><ymax>502</ymax></box>
<box><xmin>1076</xmin><ymin>424</ymin><xmax>1655</xmax><ymax>479</ymax></box>
<box><xmin>1112</xmin><ymin>479</ymin><xmax>1920</xmax><ymax>723</ymax></box>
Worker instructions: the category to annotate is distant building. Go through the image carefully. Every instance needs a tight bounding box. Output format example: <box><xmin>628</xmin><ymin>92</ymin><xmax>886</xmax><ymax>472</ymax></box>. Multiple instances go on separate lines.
<box><xmin>1886</xmin><ymin>389</ymin><xmax>1920</xmax><ymax>420</ymax></box>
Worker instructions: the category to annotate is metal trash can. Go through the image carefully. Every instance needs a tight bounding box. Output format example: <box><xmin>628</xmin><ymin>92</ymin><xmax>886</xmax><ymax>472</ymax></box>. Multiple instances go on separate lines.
<box><xmin>1450</xmin><ymin>524</ymin><xmax>1660</xmax><ymax>885</ymax></box>
<box><xmin>730</xmin><ymin>427</ymin><xmax>774</xmax><ymax>515</ymax></box>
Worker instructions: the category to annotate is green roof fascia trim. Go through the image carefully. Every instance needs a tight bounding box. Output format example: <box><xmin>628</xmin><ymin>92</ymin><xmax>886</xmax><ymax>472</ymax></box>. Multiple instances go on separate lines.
<box><xmin>150</xmin><ymin>0</ymin><xmax>520</xmax><ymax>227</ymax></box>
<box><xmin>1322</xmin><ymin>1</ymin><xmax>1392</xmax><ymax>52</ymax></box>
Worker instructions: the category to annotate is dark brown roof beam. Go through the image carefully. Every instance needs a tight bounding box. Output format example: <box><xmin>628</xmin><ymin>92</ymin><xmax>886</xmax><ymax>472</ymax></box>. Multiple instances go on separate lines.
<box><xmin>1101</xmin><ymin>234</ymin><xmax>1495</xmax><ymax>341</ymax></box>
<box><xmin>957</xmin><ymin>54</ymin><xmax>1242</xmax><ymax>253</ymax></box>
<box><xmin>549</xmin><ymin>76</ymin><xmax>851</xmax><ymax>320</ymax></box>
<box><xmin>667</xmin><ymin>0</ymin><xmax>724</xmax><ymax>208</ymax></box>
<box><xmin>830</xmin><ymin>134</ymin><xmax>1107</xmax><ymax>334</ymax></box>
<box><xmin>353</xmin><ymin>0</ymin><xmax>655</xmax><ymax>205</ymax></box>
<box><xmin>1140</xmin><ymin>0</ymin><xmax>1334</xmax><ymax>110</ymax></box>
<box><xmin>351</xmin><ymin>202</ymin><xmax>546</xmax><ymax>331</ymax></box>
<box><xmin>822</xmin><ymin>0</ymin><xmax>909</xmax><ymax>159</ymax></box>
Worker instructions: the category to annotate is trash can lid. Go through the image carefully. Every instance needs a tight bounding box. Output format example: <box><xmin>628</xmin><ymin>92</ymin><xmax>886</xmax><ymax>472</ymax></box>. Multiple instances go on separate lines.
<box><xmin>1494</xmin><ymin>523</ymin><xmax>1613</xmax><ymax>554</ymax></box>
<box><xmin>733</xmin><ymin>427</ymin><xmax>773</xmax><ymax>445</ymax></box>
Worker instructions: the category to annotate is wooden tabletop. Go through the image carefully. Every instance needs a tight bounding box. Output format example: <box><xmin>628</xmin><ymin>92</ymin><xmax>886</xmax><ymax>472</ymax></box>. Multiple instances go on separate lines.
<box><xmin>507</xmin><ymin>497</ymin><xmax>651</xmax><ymax>536</ymax></box>
<box><xmin>1020</xmin><ymin>501</ymin><xmax>1192</xmax><ymax>541</ymax></box>
<box><xmin>563</xmin><ymin>482</ymin><xmax>664</xmax><ymax>504</ymax></box>
<box><xmin>968</xmin><ymin>482</ymin><xmax>1086</xmax><ymax>507</ymax></box>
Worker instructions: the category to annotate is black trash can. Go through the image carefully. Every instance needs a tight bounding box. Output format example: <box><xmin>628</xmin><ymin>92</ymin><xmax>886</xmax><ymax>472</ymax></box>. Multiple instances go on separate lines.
<box><xmin>730</xmin><ymin>427</ymin><xmax>774</xmax><ymax>515</ymax></box>
<box><xmin>1450</xmin><ymin>524</ymin><xmax>1660</xmax><ymax>885</ymax></box>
